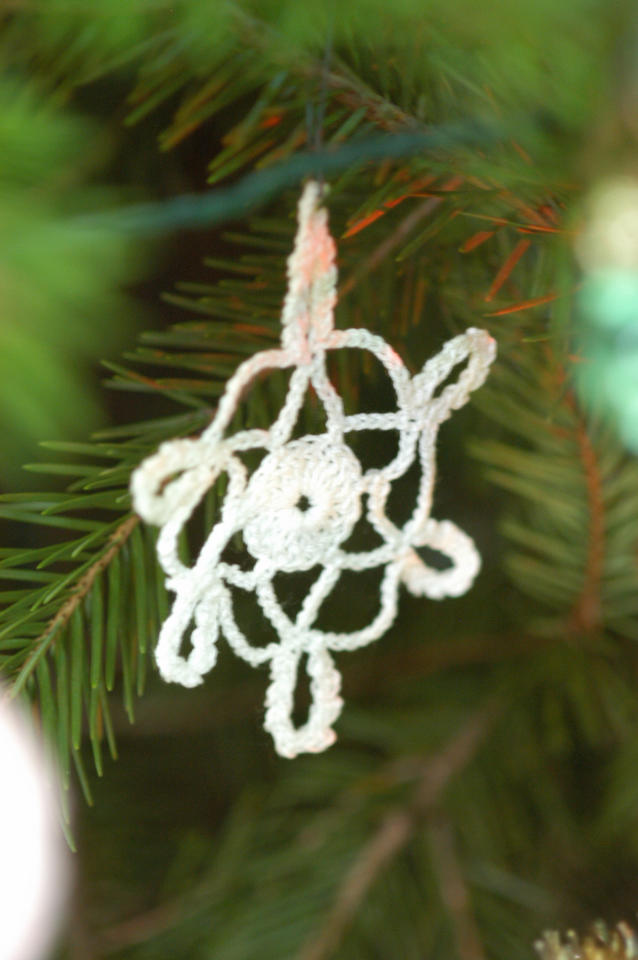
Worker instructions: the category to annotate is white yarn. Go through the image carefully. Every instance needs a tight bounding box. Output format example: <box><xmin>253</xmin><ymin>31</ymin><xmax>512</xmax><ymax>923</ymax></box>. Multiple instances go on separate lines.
<box><xmin>131</xmin><ymin>180</ymin><xmax>497</xmax><ymax>758</ymax></box>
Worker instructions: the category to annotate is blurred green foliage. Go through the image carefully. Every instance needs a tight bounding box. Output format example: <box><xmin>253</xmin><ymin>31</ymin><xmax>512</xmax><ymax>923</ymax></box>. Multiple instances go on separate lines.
<box><xmin>6</xmin><ymin>0</ymin><xmax>615</xmax><ymax>143</ymax></box>
<box><xmin>0</xmin><ymin>78</ymin><xmax>151</xmax><ymax>483</ymax></box>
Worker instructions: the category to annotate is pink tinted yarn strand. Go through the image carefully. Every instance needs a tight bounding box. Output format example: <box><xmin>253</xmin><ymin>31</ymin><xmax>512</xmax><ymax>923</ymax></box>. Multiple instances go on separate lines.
<box><xmin>131</xmin><ymin>180</ymin><xmax>496</xmax><ymax>758</ymax></box>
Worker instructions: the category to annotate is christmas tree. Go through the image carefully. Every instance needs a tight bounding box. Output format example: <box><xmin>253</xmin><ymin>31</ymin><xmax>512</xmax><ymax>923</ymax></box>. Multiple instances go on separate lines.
<box><xmin>2</xmin><ymin>3</ymin><xmax>638</xmax><ymax>958</ymax></box>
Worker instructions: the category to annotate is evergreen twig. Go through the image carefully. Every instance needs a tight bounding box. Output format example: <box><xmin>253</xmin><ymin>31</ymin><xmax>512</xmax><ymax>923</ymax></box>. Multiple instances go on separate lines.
<box><xmin>339</xmin><ymin>194</ymin><xmax>444</xmax><ymax>298</ymax></box>
<box><xmin>9</xmin><ymin>515</ymin><xmax>139</xmax><ymax>699</ymax></box>
<box><xmin>296</xmin><ymin>706</ymin><xmax>494</xmax><ymax>960</ymax></box>
<box><xmin>566</xmin><ymin>391</ymin><xmax>605</xmax><ymax>635</ymax></box>
<box><xmin>428</xmin><ymin>814</ymin><xmax>486</xmax><ymax>960</ymax></box>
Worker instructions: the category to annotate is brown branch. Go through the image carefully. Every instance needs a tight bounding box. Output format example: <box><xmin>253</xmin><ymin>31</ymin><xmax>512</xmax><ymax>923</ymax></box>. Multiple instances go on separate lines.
<box><xmin>96</xmin><ymin>899</ymin><xmax>183</xmax><ymax>956</ymax></box>
<box><xmin>296</xmin><ymin>707</ymin><xmax>494</xmax><ymax>960</ymax></box>
<box><xmin>338</xmin><ymin>195</ymin><xmax>444</xmax><ymax>299</ymax></box>
<box><xmin>43</xmin><ymin>514</ymin><xmax>139</xmax><ymax>642</ymax></box>
<box><xmin>428</xmin><ymin>814</ymin><xmax>486</xmax><ymax>960</ymax></box>
<box><xmin>565</xmin><ymin>395</ymin><xmax>605</xmax><ymax>634</ymax></box>
<box><xmin>235</xmin><ymin>8</ymin><xmax>419</xmax><ymax>133</ymax></box>
<box><xmin>322</xmin><ymin>65</ymin><xmax>418</xmax><ymax>133</ymax></box>
<box><xmin>93</xmin><ymin>708</ymin><xmax>495</xmax><ymax>957</ymax></box>
<box><xmin>10</xmin><ymin>515</ymin><xmax>139</xmax><ymax>695</ymax></box>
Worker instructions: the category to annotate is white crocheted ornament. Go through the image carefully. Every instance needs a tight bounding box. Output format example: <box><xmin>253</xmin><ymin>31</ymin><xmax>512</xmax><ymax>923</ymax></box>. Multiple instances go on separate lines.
<box><xmin>131</xmin><ymin>181</ymin><xmax>496</xmax><ymax>758</ymax></box>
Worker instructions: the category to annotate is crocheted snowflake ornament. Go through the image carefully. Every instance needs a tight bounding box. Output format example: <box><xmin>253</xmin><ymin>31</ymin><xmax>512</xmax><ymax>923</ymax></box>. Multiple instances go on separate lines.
<box><xmin>131</xmin><ymin>181</ymin><xmax>496</xmax><ymax>758</ymax></box>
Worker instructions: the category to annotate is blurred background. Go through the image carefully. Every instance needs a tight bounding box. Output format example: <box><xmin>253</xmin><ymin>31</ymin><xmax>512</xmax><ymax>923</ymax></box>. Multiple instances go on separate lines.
<box><xmin>3</xmin><ymin>3</ymin><xmax>638</xmax><ymax>959</ymax></box>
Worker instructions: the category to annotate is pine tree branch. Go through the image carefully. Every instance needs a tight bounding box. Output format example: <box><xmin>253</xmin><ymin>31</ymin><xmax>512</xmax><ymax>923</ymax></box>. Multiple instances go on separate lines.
<box><xmin>428</xmin><ymin>813</ymin><xmax>486</xmax><ymax>960</ymax></box>
<box><xmin>296</xmin><ymin>706</ymin><xmax>494</xmax><ymax>960</ymax></box>
<box><xmin>339</xmin><ymin>194</ymin><xmax>444</xmax><ymax>298</ymax></box>
<box><xmin>9</xmin><ymin>514</ymin><xmax>139</xmax><ymax>699</ymax></box>
<box><xmin>323</xmin><ymin>64</ymin><xmax>417</xmax><ymax>132</ymax></box>
<box><xmin>95</xmin><ymin>900</ymin><xmax>183</xmax><ymax>956</ymax></box>
<box><xmin>565</xmin><ymin>391</ymin><xmax>604</xmax><ymax>636</ymax></box>
<box><xmin>234</xmin><ymin>7</ymin><xmax>419</xmax><ymax>132</ymax></box>
<box><xmin>468</xmin><ymin>326</ymin><xmax>638</xmax><ymax>639</ymax></box>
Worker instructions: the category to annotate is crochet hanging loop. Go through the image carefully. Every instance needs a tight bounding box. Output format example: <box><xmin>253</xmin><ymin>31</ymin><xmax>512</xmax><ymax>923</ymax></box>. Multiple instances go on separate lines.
<box><xmin>281</xmin><ymin>179</ymin><xmax>336</xmax><ymax>353</ymax></box>
<box><xmin>131</xmin><ymin>180</ymin><xmax>496</xmax><ymax>758</ymax></box>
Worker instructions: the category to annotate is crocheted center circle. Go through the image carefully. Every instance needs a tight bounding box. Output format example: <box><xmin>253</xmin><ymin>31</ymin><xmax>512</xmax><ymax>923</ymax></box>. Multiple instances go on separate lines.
<box><xmin>243</xmin><ymin>437</ymin><xmax>362</xmax><ymax>571</ymax></box>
